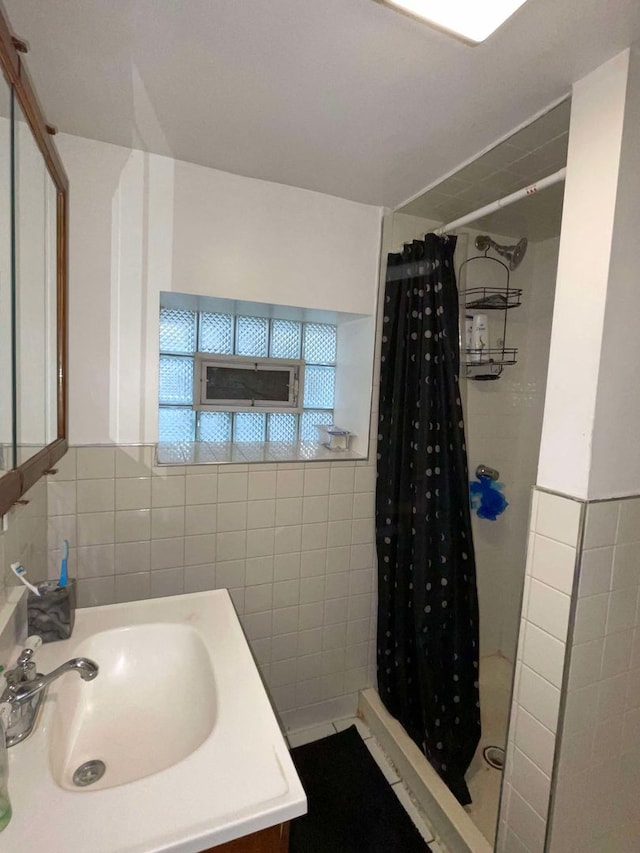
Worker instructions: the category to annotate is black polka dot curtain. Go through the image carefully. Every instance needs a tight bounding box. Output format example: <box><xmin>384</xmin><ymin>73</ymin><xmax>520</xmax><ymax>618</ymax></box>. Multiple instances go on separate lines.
<box><xmin>376</xmin><ymin>233</ymin><xmax>480</xmax><ymax>806</ymax></box>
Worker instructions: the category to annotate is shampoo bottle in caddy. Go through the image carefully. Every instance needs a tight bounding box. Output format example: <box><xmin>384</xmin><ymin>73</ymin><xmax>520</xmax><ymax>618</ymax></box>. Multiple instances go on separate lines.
<box><xmin>471</xmin><ymin>313</ymin><xmax>489</xmax><ymax>363</ymax></box>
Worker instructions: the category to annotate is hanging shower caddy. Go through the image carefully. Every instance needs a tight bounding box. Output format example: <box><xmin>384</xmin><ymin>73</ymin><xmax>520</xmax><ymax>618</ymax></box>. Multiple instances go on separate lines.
<box><xmin>459</xmin><ymin>251</ymin><xmax>521</xmax><ymax>380</ymax></box>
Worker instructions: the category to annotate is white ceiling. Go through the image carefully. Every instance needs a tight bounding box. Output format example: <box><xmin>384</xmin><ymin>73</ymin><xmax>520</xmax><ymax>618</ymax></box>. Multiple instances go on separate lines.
<box><xmin>4</xmin><ymin>0</ymin><xmax>640</xmax><ymax>209</ymax></box>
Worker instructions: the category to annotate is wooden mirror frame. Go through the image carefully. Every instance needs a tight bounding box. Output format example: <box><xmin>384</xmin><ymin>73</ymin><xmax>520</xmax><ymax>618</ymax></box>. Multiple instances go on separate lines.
<box><xmin>0</xmin><ymin>5</ymin><xmax>68</xmax><ymax>516</ymax></box>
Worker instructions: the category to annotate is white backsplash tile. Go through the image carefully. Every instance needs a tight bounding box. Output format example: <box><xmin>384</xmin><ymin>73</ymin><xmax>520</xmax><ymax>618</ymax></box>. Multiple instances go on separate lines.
<box><xmin>151</xmin><ymin>474</ymin><xmax>186</xmax><ymax>508</ymax></box>
<box><xmin>247</xmin><ymin>499</ymin><xmax>276</xmax><ymax>529</ymax></box>
<box><xmin>573</xmin><ymin>593</ymin><xmax>608</xmax><ymax>643</ymax></box>
<box><xmin>184</xmin><ymin>504</ymin><xmax>217</xmax><ymax>536</ymax></box>
<box><xmin>606</xmin><ymin>588</ymin><xmax>637</xmax><ymax>634</ymax></box>
<box><xmin>522</xmin><ymin>621</ymin><xmax>565</xmax><ymax>688</ymax></box>
<box><xmin>519</xmin><ymin>664</ymin><xmax>561</xmax><ymax>733</ymax></box>
<box><xmin>150</xmin><ymin>506</ymin><xmax>185</xmax><ymax>539</ymax></box>
<box><xmin>77</xmin><ymin>446</ymin><xmax>116</xmax><ymax>480</ymax></box>
<box><xmin>511</xmin><ymin>747</ymin><xmax>551</xmax><ymax>820</ymax></box>
<box><xmin>76</xmin><ymin>544</ymin><xmax>115</xmax><ymax>579</ymax></box>
<box><xmin>115</xmin><ymin>477</ymin><xmax>152</xmax><ymax>511</ymax></box>
<box><xmin>115</xmin><ymin>571</ymin><xmax>151</xmax><ymax>603</ymax></box>
<box><xmin>115</xmin><ymin>446</ymin><xmax>154</xmax><ymax>478</ymax></box>
<box><xmin>601</xmin><ymin>629</ymin><xmax>633</xmax><ymax>678</ymax></box>
<box><xmin>117</xmin><ymin>540</ymin><xmax>152</xmax><ymax>574</ymax></box>
<box><xmin>150</xmin><ymin>567</ymin><xmax>184</xmax><ymax>598</ymax></box>
<box><xmin>248</xmin><ymin>470</ymin><xmax>277</xmax><ymax>500</ymax></box>
<box><xmin>535</xmin><ymin>491</ymin><xmax>582</xmax><ymax>546</ymax></box>
<box><xmin>527</xmin><ymin>579</ymin><xmax>570</xmax><ymax>642</ymax></box>
<box><xmin>185</xmin><ymin>473</ymin><xmax>218</xmax><ymax>505</ymax></box>
<box><xmin>115</xmin><ymin>508</ymin><xmax>151</xmax><ymax>543</ymax></box>
<box><xmin>583</xmin><ymin>501</ymin><xmax>620</xmax><ymax>549</ymax></box>
<box><xmin>77</xmin><ymin>511</ymin><xmax>115</xmax><ymax>547</ymax></box>
<box><xmin>531</xmin><ymin>534</ymin><xmax>576</xmax><ymax>594</ymax></box>
<box><xmin>578</xmin><ymin>547</ymin><xmax>614</xmax><ymax>597</ymax></box>
<box><xmin>616</xmin><ymin>497</ymin><xmax>640</xmax><ymax>545</ymax></box>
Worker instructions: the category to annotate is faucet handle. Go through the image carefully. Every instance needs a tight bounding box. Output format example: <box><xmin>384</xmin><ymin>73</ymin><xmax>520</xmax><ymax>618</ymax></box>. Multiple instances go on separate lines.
<box><xmin>17</xmin><ymin>648</ymin><xmax>34</xmax><ymax>667</ymax></box>
<box><xmin>10</xmin><ymin>647</ymin><xmax>37</xmax><ymax>683</ymax></box>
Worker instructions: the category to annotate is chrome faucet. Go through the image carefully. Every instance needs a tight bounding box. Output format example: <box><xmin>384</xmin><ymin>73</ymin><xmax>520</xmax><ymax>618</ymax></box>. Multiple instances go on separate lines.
<box><xmin>1</xmin><ymin>648</ymin><xmax>99</xmax><ymax>747</ymax></box>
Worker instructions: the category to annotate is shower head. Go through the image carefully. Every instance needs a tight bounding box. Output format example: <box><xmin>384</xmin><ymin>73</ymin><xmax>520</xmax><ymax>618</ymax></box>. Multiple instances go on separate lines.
<box><xmin>474</xmin><ymin>235</ymin><xmax>528</xmax><ymax>271</ymax></box>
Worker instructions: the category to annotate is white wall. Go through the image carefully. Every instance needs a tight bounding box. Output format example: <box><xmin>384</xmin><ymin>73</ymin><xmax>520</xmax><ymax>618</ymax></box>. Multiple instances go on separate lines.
<box><xmin>56</xmin><ymin>133</ymin><xmax>383</xmax><ymax>446</ymax></box>
<box><xmin>537</xmin><ymin>50</ymin><xmax>630</xmax><ymax>499</ymax></box>
<box><xmin>589</xmin><ymin>46</ymin><xmax>640</xmax><ymax>498</ymax></box>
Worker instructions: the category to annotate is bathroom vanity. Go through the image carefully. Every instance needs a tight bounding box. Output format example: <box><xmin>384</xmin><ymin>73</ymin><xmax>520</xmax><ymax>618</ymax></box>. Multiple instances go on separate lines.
<box><xmin>1</xmin><ymin>589</ymin><xmax>306</xmax><ymax>852</ymax></box>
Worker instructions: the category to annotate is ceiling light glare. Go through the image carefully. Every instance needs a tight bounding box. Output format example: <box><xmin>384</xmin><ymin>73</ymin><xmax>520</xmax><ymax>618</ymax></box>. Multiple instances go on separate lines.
<box><xmin>380</xmin><ymin>0</ymin><xmax>529</xmax><ymax>43</ymax></box>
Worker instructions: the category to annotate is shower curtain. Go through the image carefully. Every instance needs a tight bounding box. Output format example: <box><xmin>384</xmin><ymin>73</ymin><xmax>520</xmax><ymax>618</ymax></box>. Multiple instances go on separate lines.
<box><xmin>376</xmin><ymin>233</ymin><xmax>480</xmax><ymax>806</ymax></box>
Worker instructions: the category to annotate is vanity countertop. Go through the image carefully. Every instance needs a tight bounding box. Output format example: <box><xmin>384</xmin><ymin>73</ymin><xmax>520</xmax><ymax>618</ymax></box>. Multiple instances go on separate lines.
<box><xmin>2</xmin><ymin>589</ymin><xmax>306</xmax><ymax>852</ymax></box>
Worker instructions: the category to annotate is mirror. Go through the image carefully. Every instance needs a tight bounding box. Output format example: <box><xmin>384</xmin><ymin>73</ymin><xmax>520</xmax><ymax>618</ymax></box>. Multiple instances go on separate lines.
<box><xmin>14</xmin><ymin>101</ymin><xmax>57</xmax><ymax>465</ymax></box>
<box><xmin>0</xmin><ymin>72</ymin><xmax>10</xmax><ymax>476</ymax></box>
<box><xmin>0</xmin><ymin>11</ymin><xmax>68</xmax><ymax>514</ymax></box>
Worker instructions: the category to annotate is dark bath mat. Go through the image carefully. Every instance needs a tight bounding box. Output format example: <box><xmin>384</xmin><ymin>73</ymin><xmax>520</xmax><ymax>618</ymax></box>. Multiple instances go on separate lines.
<box><xmin>290</xmin><ymin>725</ymin><xmax>431</xmax><ymax>852</ymax></box>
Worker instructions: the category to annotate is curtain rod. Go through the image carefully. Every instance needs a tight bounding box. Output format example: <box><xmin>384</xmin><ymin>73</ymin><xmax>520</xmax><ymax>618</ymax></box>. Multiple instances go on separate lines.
<box><xmin>435</xmin><ymin>167</ymin><xmax>567</xmax><ymax>235</ymax></box>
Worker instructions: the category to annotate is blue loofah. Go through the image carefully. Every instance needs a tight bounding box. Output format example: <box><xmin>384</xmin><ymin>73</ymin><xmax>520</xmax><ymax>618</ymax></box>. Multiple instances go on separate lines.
<box><xmin>469</xmin><ymin>475</ymin><xmax>508</xmax><ymax>521</ymax></box>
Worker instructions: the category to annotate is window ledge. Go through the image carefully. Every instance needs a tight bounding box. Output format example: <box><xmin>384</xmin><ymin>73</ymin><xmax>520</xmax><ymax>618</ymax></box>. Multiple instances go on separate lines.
<box><xmin>155</xmin><ymin>440</ymin><xmax>366</xmax><ymax>466</ymax></box>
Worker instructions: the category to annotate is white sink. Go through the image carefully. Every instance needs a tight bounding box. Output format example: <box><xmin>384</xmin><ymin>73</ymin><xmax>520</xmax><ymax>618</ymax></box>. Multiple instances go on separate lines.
<box><xmin>4</xmin><ymin>590</ymin><xmax>306</xmax><ymax>853</ymax></box>
<box><xmin>49</xmin><ymin>623</ymin><xmax>216</xmax><ymax>791</ymax></box>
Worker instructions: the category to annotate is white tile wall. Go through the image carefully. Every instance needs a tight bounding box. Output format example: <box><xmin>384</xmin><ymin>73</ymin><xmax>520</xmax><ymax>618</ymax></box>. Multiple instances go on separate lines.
<box><xmin>46</xmin><ymin>444</ymin><xmax>378</xmax><ymax>728</ymax></box>
<box><xmin>501</xmin><ymin>492</ymin><xmax>640</xmax><ymax>852</ymax></box>
<box><xmin>498</xmin><ymin>488</ymin><xmax>582</xmax><ymax>853</ymax></box>
<box><xmin>549</xmin><ymin>494</ymin><xmax>640</xmax><ymax>853</ymax></box>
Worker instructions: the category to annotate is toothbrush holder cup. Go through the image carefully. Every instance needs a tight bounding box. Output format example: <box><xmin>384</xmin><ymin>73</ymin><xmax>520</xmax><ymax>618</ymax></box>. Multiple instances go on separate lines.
<box><xmin>27</xmin><ymin>579</ymin><xmax>77</xmax><ymax>643</ymax></box>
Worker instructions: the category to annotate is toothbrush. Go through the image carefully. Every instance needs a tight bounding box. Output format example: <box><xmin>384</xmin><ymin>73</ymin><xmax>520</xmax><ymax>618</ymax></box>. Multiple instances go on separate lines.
<box><xmin>10</xmin><ymin>563</ymin><xmax>41</xmax><ymax>596</ymax></box>
<box><xmin>59</xmin><ymin>539</ymin><xmax>69</xmax><ymax>588</ymax></box>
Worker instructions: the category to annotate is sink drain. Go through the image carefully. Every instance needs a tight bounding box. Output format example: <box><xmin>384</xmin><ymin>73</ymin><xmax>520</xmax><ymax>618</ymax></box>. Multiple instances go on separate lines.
<box><xmin>483</xmin><ymin>745</ymin><xmax>505</xmax><ymax>770</ymax></box>
<box><xmin>73</xmin><ymin>760</ymin><xmax>106</xmax><ymax>787</ymax></box>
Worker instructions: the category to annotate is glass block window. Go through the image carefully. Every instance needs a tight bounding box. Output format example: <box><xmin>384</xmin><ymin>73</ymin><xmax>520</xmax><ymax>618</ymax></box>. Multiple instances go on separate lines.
<box><xmin>300</xmin><ymin>410</ymin><xmax>333</xmax><ymax>441</ymax></box>
<box><xmin>159</xmin><ymin>355</ymin><xmax>194</xmax><ymax>405</ymax></box>
<box><xmin>200</xmin><ymin>312</ymin><xmax>233</xmax><ymax>354</ymax></box>
<box><xmin>303</xmin><ymin>323</ymin><xmax>337</xmax><ymax>364</ymax></box>
<box><xmin>270</xmin><ymin>320</ymin><xmax>301</xmax><ymax>360</ymax></box>
<box><xmin>303</xmin><ymin>366</ymin><xmax>335</xmax><ymax>409</ymax></box>
<box><xmin>268</xmin><ymin>412</ymin><xmax>298</xmax><ymax>443</ymax></box>
<box><xmin>159</xmin><ymin>407</ymin><xmax>195</xmax><ymax>442</ymax></box>
<box><xmin>160</xmin><ymin>308</ymin><xmax>196</xmax><ymax>354</ymax></box>
<box><xmin>236</xmin><ymin>316</ymin><xmax>269</xmax><ymax>357</ymax></box>
<box><xmin>159</xmin><ymin>305</ymin><xmax>336</xmax><ymax>442</ymax></box>
<box><xmin>199</xmin><ymin>411</ymin><xmax>232</xmax><ymax>442</ymax></box>
<box><xmin>234</xmin><ymin>412</ymin><xmax>267</xmax><ymax>443</ymax></box>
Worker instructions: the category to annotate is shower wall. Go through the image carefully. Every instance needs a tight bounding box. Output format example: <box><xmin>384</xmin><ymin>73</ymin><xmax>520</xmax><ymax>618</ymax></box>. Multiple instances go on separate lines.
<box><xmin>463</xmin><ymin>231</ymin><xmax>558</xmax><ymax>660</ymax></box>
